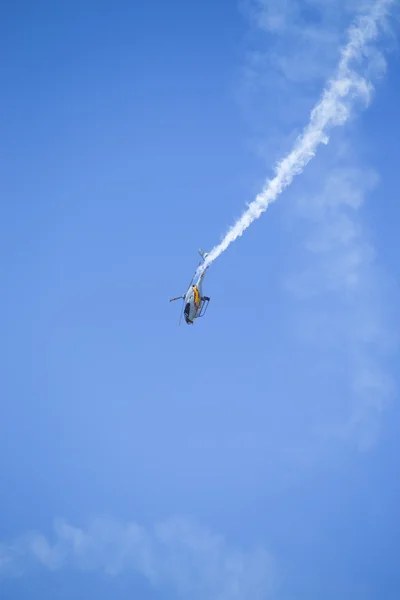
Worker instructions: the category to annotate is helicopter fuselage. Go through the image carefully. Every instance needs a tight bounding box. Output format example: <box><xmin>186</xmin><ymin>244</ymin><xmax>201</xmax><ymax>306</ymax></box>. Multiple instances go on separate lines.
<box><xmin>183</xmin><ymin>268</ymin><xmax>207</xmax><ymax>324</ymax></box>
<box><xmin>169</xmin><ymin>248</ymin><xmax>211</xmax><ymax>325</ymax></box>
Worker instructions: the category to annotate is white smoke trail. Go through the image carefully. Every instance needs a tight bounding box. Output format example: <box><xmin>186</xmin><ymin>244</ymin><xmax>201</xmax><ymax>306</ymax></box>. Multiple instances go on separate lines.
<box><xmin>201</xmin><ymin>0</ymin><xmax>393</xmax><ymax>271</ymax></box>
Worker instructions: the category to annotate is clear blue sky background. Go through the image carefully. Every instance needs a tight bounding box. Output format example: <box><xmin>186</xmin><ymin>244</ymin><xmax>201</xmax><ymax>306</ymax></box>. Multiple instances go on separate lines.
<box><xmin>1</xmin><ymin>1</ymin><xmax>399</xmax><ymax>599</ymax></box>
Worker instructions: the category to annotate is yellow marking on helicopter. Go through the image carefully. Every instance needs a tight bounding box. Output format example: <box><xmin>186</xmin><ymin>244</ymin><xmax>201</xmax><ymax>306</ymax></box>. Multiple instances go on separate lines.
<box><xmin>193</xmin><ymin>285</ymin><xmax>200</xmax><ymax>307</ymax></box>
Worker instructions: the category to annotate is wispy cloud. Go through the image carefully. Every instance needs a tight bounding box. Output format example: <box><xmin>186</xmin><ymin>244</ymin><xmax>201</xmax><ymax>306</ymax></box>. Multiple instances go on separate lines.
<box><xmin>202</xmin><ymin>0</ymin><xmax>394</xmax><ymax>268</ymax></box>
<box><xmin>285</xmin><ymin>158</ymin><xmax>397</xmax><ymax>450</ymax></box>
<box><xmin>238</xmin><ymin>0</ymin><xmax>395</xmax><ymax>159</ymax></box>
<box><xmin>235</xmin><ymin>0</ymin><xmax>397</xmax><ymax>452</ymax></box>
<box><xmin>0</xmin><ymin>517</ymin><xmax>277</xmax><ymax>599</ymax></box>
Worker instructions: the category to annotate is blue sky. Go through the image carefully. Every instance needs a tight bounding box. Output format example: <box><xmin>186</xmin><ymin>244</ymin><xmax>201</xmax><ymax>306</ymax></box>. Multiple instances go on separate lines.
<box><xmin>1</xmin><ymin>1</ymin><xmax>399</xmax><ymax>599</ymax></box>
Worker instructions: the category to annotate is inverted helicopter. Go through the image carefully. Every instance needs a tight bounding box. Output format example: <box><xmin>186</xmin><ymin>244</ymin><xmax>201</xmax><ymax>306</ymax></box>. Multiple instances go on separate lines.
<box><xmin>169</xmin><ymin>248</ymin><xmax>211</xmax><ymax>325</ymax></box>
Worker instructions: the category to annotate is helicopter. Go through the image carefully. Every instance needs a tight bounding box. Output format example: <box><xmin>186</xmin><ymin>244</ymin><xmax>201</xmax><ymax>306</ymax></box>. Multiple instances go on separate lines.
<box><xmin>169</xmin><ymin>249</ymin><xmax>211</xmax><ymax>325</ymax></box>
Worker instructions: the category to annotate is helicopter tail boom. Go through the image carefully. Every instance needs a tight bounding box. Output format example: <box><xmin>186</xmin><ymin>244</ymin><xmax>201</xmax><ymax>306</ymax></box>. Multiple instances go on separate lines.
<box><xmin>198</xmin><ymin>248</ymin><xmax>208</xmax><ymax>261</ymax></box>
